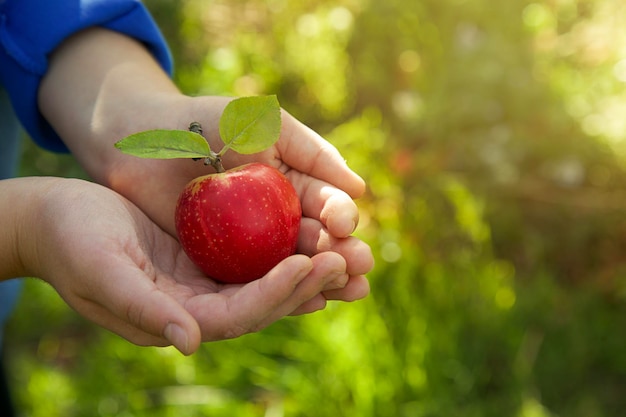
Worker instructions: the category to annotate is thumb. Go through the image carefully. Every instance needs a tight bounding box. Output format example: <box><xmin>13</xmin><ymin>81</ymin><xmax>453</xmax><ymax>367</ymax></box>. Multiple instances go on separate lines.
<box><xmin>140</xmin><ymin>290</ymin><xmax>202</xmax><ymax>355</ymax></box>
<box><xmin>82</xmin><ymin>268</ymin><xmax>203</xmax><ymax>355</ymax></box>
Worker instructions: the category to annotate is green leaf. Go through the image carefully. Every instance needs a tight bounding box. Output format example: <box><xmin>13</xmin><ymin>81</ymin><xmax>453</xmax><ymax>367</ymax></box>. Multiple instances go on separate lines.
<box><xmin>218</xmin><ymin>95</ymin><xmax>282</xmax><ymax>155</ymax></box>
<box><xmin>114</xmin><ymin>130</ymin><xmax>211</xmax><ymax>159</ymax></box>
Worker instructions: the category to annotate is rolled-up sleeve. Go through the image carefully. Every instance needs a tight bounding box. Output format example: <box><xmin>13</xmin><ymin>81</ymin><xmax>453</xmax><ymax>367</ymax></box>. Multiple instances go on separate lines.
<box><xmin>0</xmin><ymin>0</ymin><xmax>173</xmax><ymax>152</ymax></box>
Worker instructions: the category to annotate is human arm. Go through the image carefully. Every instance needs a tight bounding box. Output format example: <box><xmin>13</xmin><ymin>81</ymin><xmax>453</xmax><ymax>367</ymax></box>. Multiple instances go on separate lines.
<box><xmin>0</xmin><ymin>177</ymin><xmax>349</xmax><ymax>354</ymax></box>
<box><xmin>37</xmin><ymin>28</ymin><xmax>373</xmax><ymax>298</ymax></box>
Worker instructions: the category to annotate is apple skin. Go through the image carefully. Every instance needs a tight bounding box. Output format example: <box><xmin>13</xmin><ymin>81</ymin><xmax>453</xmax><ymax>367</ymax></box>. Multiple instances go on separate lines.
<box><xmin>175</xmin><ymin>162</ymin><xmax>302</xmax><ymax>284</ymax></box>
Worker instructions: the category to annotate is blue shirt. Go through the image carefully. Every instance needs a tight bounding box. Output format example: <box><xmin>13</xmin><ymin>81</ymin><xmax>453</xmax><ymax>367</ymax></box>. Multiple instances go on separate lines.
<box><xmin>0</xmin><ymin>0</ymin><xmax>172</xmax><ymax>340</ymax></box>
<box><xmin>0</xmin><ymin>0</ymin><xmax>173</xmax><ymax>152</ymax></box>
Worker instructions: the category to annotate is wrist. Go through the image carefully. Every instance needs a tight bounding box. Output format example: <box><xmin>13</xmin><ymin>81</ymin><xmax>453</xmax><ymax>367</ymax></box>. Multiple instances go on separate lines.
<box><xmin>0</xmin><ymin>177</ymin><xmax>62</xmax><ymax>280</ymax></box>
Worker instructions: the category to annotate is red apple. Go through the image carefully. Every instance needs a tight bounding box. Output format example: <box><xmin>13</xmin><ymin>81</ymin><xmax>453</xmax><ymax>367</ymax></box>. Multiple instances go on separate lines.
<box><xmin>175</xmin><ymin>162</ymin><xmax>302</xmax><ymax>284</ymax></box>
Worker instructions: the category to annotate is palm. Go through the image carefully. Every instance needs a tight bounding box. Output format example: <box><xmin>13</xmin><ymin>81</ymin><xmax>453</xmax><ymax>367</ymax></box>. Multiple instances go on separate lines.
<box><xmin>89</xmin><ymin>215</ymin><xmax>357</xmax><ymax>351</ymax></box>
<box><xmin>39</xmin><ymin>182</ymin><xmax>353</xmax><ymax>355</ymax></box>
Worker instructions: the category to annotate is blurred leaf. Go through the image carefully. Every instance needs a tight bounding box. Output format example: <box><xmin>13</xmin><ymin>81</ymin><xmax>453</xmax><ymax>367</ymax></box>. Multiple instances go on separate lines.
<box><xmin>10</xmin><ymin>0</ymin><xmax>626</xmax><ymax>416</ymax></box>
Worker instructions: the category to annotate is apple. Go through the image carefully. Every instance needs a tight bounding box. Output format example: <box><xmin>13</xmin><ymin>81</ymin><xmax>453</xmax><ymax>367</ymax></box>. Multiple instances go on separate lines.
<box><xmin>175</xmin><ymin>162</ymin><xmax>301</xmax><ymax>283</ymax></box>
<box><xmin>114</xmin><ymin>95</ymin><xmax>301</xmax><ymax>283</ymax></box>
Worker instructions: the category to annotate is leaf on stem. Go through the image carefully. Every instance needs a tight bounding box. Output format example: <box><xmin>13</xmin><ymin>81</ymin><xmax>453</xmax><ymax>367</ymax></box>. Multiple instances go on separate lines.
<box><xmin>114</xmin><ymin>130</ymin><xmax>211</xmax><ymax>159</ymax></box>
<box><xmin>219</xmin><ymin>95</ymin><xmax>282</xmax><ymax>155</ymax></box>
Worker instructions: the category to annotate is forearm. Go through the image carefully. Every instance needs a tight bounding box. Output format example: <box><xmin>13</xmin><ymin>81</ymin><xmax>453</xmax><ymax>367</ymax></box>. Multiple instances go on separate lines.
<box><xmin>38</xmin><ymin>28</ymin><xmax>222</xmax><ymax>234</ymax></box>
<box><xmin>38</xmin><ymin>28</ymin><xmax>182</xmax><ymax>181</ymax></box>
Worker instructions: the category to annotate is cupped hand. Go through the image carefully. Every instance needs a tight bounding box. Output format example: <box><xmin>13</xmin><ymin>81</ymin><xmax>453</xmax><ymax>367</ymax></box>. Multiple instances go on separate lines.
<box><xmin>38</xmin><ymin>29</ymin><xmax>372</xmax><ymax>306</ymax></box>
<box><xmin>28</xmin><ymin>178</ymin><xmax>362</xmax><ymax>355</ymax></box>
<box><xmin>105</xmin><ymin>96</ymin><xmax>373</xmax><ymax>303</ymax></box>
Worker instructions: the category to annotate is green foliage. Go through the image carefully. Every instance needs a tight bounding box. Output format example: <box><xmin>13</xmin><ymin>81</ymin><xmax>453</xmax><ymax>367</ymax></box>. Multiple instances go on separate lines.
<box><xmin>7</xmin><ymin>0</ymin><xmax>626</xmax><ymax>416</ymax></box>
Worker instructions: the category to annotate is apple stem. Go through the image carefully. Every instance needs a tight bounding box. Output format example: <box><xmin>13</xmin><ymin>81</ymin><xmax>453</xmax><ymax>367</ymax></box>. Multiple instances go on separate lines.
<box><xmin>205</xmin><ymin>152</ymin><xmax>225</xmax><ymax>173</ymax></box>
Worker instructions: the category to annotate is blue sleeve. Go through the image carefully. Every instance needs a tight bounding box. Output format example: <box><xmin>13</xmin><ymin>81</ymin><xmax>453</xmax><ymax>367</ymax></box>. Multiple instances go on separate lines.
<box><xmin>0</xmin><ymin>0</ymin><xmax>173</xmax><ymax>153</ymax></box>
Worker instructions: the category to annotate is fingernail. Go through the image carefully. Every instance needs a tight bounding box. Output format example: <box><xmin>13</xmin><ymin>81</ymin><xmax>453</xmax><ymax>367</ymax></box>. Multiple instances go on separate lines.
<box><xmin>164</xmin><ymin>323</ymin><xmax>189</xmax><ymax>355</ymax></box>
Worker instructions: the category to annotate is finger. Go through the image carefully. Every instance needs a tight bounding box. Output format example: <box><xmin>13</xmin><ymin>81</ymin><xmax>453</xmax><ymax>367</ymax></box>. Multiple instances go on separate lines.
<box><xmin>298</xmin><ymin>217</ymin><xmax>375</xmax><ymax>276</ymax></box>
<box><xmin>278</xmin><ymin>113</ymin><xmax>366</xmax><ymax>199</ymax></box>
<box><xmin>288</xmin><ymin>294</ymin><xmax>328</xmax><ymax>316</ymax></box>
<box><xmin>66</xmin><ymin>296</ymin><xmax>170</xmax><ymax>347</ymax></box>
<box><xmin>254</xmin><ymin>251</ymin><xmax>346</xmax><ymax>322</ymax></box>
<box><xmin>288</xmin><ymin>174</ymin><xmax>360</xmax><ymax>238</ymax></box>
<box><xmin>186</xmin><ymin>254</ymin><xmax>315</xmax><ymax>341</ymax></box>
<box><xmin>322</xmin><ymin>275</ymin><xmax>371</xmax><ymax>302</ymax></box>
<box><xmin>290</xmin><ymin>273</ymin><xmax>369</xmax><ymax>315</ymax></box>
<box><xmin>118</xmin><ymin>285</ymin><xmax>201</xmax><ymax>355</ymax></box>
<box><xmin>186</xmin><ymin>252</ymin><xmax>348</xmax><ymax>341</ymax></box>
<box><xmin>72</xmin><ymin>264</ymin><xmax>203</xmax><ymax>355</ymax></box>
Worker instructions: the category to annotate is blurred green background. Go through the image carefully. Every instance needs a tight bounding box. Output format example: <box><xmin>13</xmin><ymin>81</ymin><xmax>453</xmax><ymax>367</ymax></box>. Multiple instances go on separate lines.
<box><xmin>6</xmin><ymin>0</ymin><xmax>626</xmax><ymax>415</ymax></box>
